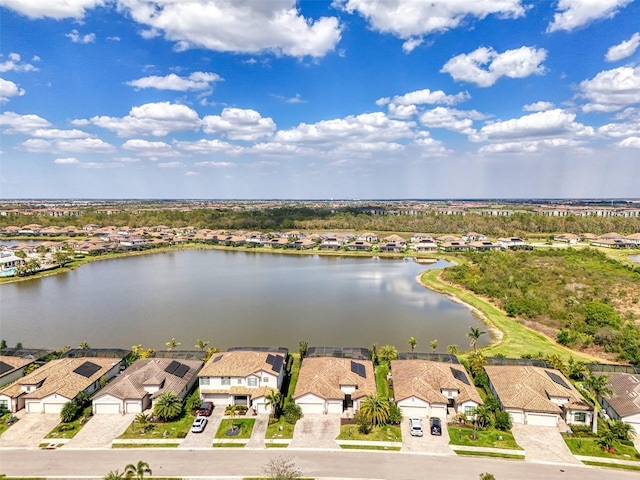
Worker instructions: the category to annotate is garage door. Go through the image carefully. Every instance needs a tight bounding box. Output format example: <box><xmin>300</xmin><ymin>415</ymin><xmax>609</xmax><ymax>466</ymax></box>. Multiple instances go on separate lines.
<box><xmin>297</xmin><ymin>402</ymin><xmax>324</xmax><ymax>415</ymax></box>
<box><xmin>400</xmin><ymin>406</ymin><xmax>426</xmax><ymax>419</ymax></box>
<box><xmin>526</xmin><ymin>413</ymin><xmax>557</xmax><ymax>427</ymax></box>
<box><xmin>95</xmin><ymin>403</ymin><xmax>121</xmax><ymax>414</ymax></box>
<box><xmin>43</xmin><ymin>403</ymin><xmax>64</xmax><ymax>414</ymax></box>
<box><xmin>25</xmin><ymin>401</ymin><xmax>41</xmax><ymax>413</ymax></box>
<box><xmin>430</xmin><ymin>405</ymin><xmax>447</xmax><ymax>419</ymax></box>
<box><xmin>125</xmin><ymin>401</ymin><xmax>142</xmax><ymax>414</ymax></box>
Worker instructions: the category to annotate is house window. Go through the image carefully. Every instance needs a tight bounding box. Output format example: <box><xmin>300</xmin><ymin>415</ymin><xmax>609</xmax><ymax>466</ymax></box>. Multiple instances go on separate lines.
<box><xmin>200</xmin><ymin>377</ymin><xmax>210</xmax><ymax>386</ymax></box>
<box><xmin>0</xmin><ymin>399</ymin><xmax>7</xmax><ymax>410</ymax></box>
<box><xmin>248</xmin><ymin>377</ymin><xmax>257</xmax><ymax>387</ymax></box>
<box><xmin>574</xmin><ymin>412</ymin><xmax>587</xmax><ymax>423</ymax></box>
<box><xmin>262</xmin><ymin>377</ymin><xmax>269</xmax><ymax>383</ymax></box>
<box><xmin>465</xmin><ymin>406</ymin><xmax>475</xmax><ymax>417</ymax></box>
<box><xmin>221</xmin><ymin>377</ymin><xmax>231</xmax><ymax>386</ymax></box>
<box><xmin>237</xmin><ymin>378</ymin><xmax>242</xmax><ymax>385</ymax></box>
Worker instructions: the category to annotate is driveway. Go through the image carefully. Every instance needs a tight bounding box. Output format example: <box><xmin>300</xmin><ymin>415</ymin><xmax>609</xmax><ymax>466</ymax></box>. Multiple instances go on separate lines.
<box><xmin>63</xmin><ymin>413</ymin><xmax>135</xmax><ymax>449</ymax></box>
<box><xmin>511</xmin><ymin>424</ymin><xmax>581</xmax><ymax>465</ymax></box>
<box><xmin>0</xmin><ymin>413</ymin><xmax>61</xmax><ymax>448</ymax></box>
<box><xmin>401</xmin><ymin>417</ymin><xmax>452</xmax><ymax>454</ymax></box>
<box><xmin>289</xmin><ymin>414</ymin><xmax>341</xmax><ymax>449</ymax></box>
<box><xmin>245</xmin><ymin>414</ymin><xmax>269</xmax><ymax>448</ymax></box>
<box><xmin>180</xmin><ymin>408</ymin><xmax>224</xmax><ymax>449</ymax></box>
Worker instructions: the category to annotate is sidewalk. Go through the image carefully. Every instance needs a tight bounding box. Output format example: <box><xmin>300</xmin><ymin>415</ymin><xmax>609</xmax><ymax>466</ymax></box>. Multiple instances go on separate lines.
<box><xmin>452</xmin><ymin>444</ymin><xmax>525</xmax><ymax>456</ymax></box>
<box><xmin>575</xmin><ymin>455</ymin><xmax>640</xmax><ymax>467</ymax></box>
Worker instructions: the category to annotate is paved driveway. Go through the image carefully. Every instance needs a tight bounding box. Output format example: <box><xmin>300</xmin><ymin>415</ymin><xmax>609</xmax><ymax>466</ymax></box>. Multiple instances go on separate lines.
<box><xmin>180</xmin><ymin>409</ymin><xmax>224</xmax><ymax>449</ymax></box>
<box><xmin>245</xmin><ymin>414</ymin><xmax>269</xmax><ymax>448</ymax></box>
<box><xmin>511</xmin><ymin>424</ymin><xmax>581</xmax><ymax>465</ymax></box>
<box><xmin>289</xmin><ymin>414</ymin><xmax>341</xmax><ymax>449</ymax></box>
<box><xmin>63</xmin><ymin>413</ymin><xmax>135</xmax><ymax>449</ymax></box>
<box><xmin>0</xmin><ymin>413</ymin><xmax>61</xmax><ymax>448</ymax></box>
<box><xmin>401</xmin><ymin>417</ymin><xmax>452</xmax><ymax>454</ymax></box>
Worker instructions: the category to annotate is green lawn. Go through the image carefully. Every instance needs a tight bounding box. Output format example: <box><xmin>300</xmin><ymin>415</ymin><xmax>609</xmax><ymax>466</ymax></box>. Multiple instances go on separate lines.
<box><xmin>564</xmin><ymin>436</ymin><xmax>640</xmax><ymax>461</ymax></box>
<box><xmin>212</xmin><ymin>442</ymin><xmax>247</xmax><ymax>447</ymax></box>
<box><xmin>582</xmin><ymin>461</ymin><xmax>640</xmax><ymax>471</ymax></box>
<box><xmin>375</xmin><ymin>364</ymin><xmax>390</xmax><ymax>399</ymax></box>
<box><xmin>45</xmin><ymin>406</ymin><xmax>92</xmax><ymax>439</ymax></box>
<box><xmin>420</xmin><ymin>268</ymin><xmax>601</xmax><ymax>363</ymax></box>
<box><xmin>112</xmin><ymin>443</ymin><xmax>180</xmax><ymax>448</ymax></box>
<box><xmin>117</xmin><ymin>413</ymin><xmax>195</xmax><ymax>439</ymax></box>
<box><xmin>265</xmin><ymin>443</ymin><xmax>289</xmax><ymax>448</ymax></box>
<box><xmin>453</xmin><ymin>450</ymin><xmax>524</xmax><ymax>460</ymax></box>
<box><xmin>340</xmin><ymin>444</ymin><xmax>401</xmax><ymax>451</ymax></box>
<box><xmin>286</xmin><ymin>355</ymin><xmax>301</xmax><ymax>398</ymax></box>
<box><xmin>215</xmin><ymin>418</ymin><xmax>255</xmax><ymax>439</ymax></box>
<box><xmin>265</xmin><ymin>417</ymin><xmax>295</xmax><ymax>439</ymax></box>
<box><xmin>337</xmin><ymin>424</ymin><xmax>401</xmax><ymax>442</ymax></box>
<box><xmin>448</xmin><ymin>427</ymin><xmax>522</xmax><ymax>450</ymax></box>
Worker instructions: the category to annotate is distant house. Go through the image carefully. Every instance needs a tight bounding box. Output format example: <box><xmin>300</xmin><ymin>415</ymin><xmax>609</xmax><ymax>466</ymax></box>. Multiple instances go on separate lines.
<box><xmin>320</xmin><ymin>236</ymin><xmax>345</xmax><ymax>250</ymax></box>
<box><xmin>597</xmin><ymin>372</ymin><xmax>640</xmax><ymax>434</ymax></box>
<box><xmin>590</xmin><ymin>238</ymin><xmax>633</xmax><ymax>248</ymax></box>
<box><xmin>461</xmin><ymin>232</ymin><xmax>487</xmax><ymax>242</ymax></box>
<box><xmin>92</xmin><ymin>357</ymin><xmax>202</xmax><ymax>414</ymax></box>
<box><xmin>198</xmin><ymin>350</ymin><xmax>287</xmax><ymax>414</ymax></box>
<box><xmin>468</xmin><ymin>241</ymin><xmax>502</xmax><ymax>251</ymax></box>
<box><xmin>553</xmin><ymin>233</ymin><xmax>579</xmax><ymax>244</ymax></box>
<box><xmin>358</xmin><ymin>233</ymin><xmax>379</xmax><ymax>243</ymax></box>
<box><xmin>293</xmin><ymin>357</ymin><xmax>376</xmax><ymax>415</ymax></box>
<box><xmin>288</xmin><ymin>238</ymin><xmax>315</xmax><ymax>250</ymax></box>
<box><xmin>0</xmin><ymin>252</ymin><xmax>24</xmax><ymax>271</ymax></box>
<box><xmin>391</xmin><ymin>360</ymin><xmax>482</xmax><ymax>419</ymax></box>
<box><xmin>0</xmin><ymin>355</ymin><xmax>41</xmax><ymax>388</ymax></box>
<box><xmin>439</xmin><ymin>241</ymin><xmax>469</xmax><ymax>252</ymax></box>
<box><xmin>0</xmin><ymin>357</ymin><xmax>120</xmax><ymax>413</ymax></box>
<box><xmin>625</xmin><ymin>233</ymin><xmax>640</xmax><ymax>245</ymax></box>
<box><xmin>485</xmin><ymin>365</ymin><xmax>592</xmax><ymax>427</ymax></box>
<box><xmin>496</xmin><ymin>237</ymin><xmax>528</xmax><ymax>249</ymax></box>
<box><xmin>269</xmin><ymin>237</ymin><xmax>289</xmax><ymax>249</ymax></box>
<box><xmin>379</xmin><ymin>234</ymin><xmax>406</xmax><ymax>252</ymax></box>
<box><xmin>345</xmin><ymin>240</ymin><xmax>372</xmax><ymax>251</ymax></box>
<box><xmin>410</xmin><ymin>234</ymin><xmax>437</xmax><ymax>252</ymax></box>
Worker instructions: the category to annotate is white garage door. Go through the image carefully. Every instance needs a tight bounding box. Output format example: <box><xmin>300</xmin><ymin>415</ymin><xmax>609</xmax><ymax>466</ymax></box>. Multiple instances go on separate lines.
<box><xmin>43</xmin><ymin>403</ymin><xmax>64</xmax><ymax>414</ymax></box>
<box><xmin>400</xmin><ymin>406</ymin><xmax>426</xmax><ymax>419</ymax></box>
<box><xmin>297</xmin><ymin>402</ymin><xmax>324</xmax><ymax>415</ymax></box>
<box><xmin>125</xmin><ymin>401</ymin><xmax>142</xmax><ymax>414</ymax></box>
<box><xmin>430</xmin><ymin>405</ymin><xmax>447</xmax><ymax>420</ymax></box>
<box><xmin>25</xmin><ymin>401</ymin><xmax>41</xmax><ymax>413</ymax></box>
<box><xmin>95</xmin><ymin>403</ymin><xmax>121</xmax><ymax>414</ymax></box>
<box><xmin>526</xmin><ymin>413</ymin><xmax>557</xmax><ymax>427</ymax></box>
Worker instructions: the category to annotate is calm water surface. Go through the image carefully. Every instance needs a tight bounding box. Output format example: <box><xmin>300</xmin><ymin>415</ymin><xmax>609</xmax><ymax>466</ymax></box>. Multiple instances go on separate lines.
<box><xmin>0</xmin><ymin>250</ymin><xmax>488</xmax><ymax>351</ymax></box>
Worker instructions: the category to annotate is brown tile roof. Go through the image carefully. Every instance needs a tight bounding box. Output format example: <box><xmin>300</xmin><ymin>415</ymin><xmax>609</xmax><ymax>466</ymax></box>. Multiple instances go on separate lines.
<box><xmin>599</xmin><ymin>372</ymin><xmax>640</xmax><ymax>418</ymax></box>
<box><xmin>199</xmin><ymin>351</ymin><xmax>285</xmax><ymax>378</ymax></box>
<box><xmin>293</xmin><ymin>357</ymin><xmax>376</xmax><ymax>401</ymax></box>
<box><xmin>0</xmin><ymin>356</ymin><xmax>33</xmax><ymax>377</ymax></box>
<box><xmin>391</xmin><ymin>360</ymin><xmax>482</xmax><ymax>405</ymax></box>
<box><xmin>199</xmin><ymin>385</ymin><xmax>276</xmax><ymax>400</ymax></box>
<box><xmin>485</xmin><ymin>366</ymin><xmax>591</xmax><ymax>414</ymax></box>
<box><xmin>96</xmin><ymin>358</ymin><xmax>203</xmax><ymax>401</ymax></box>
<box><xmin>0</xmin><ymin>357</ymin><xmax>120</xmax><ymax>401</ymax></box>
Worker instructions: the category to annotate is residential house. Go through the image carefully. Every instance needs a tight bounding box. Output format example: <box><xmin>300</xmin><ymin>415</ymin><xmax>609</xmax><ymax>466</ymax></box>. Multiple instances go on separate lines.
<box><xmin>624</xmin><ymin>233</ymin><xmax>640</xmax><ymax>246</ymax></box>
<box><xmin>379</xmin><ymin>234</ymin><xmax>406</xmax><ymax>252</ymax></box>
<box><xmin>0</xmin><ymin>252</ymin><xmax>24</xmax><ymax>272</ymax></box>
<box><xmin>320</xmin><ymin>236</ymin><xmax>346</xmax><ymax>250</ymax></box>
<box><xmin>92</xmin><ymin>357</ymin><xmax>202</xmax><ymax>414</ymax></box>
<box><xmin>485</xmin><ymin>365</ymin><xmax>592</xmax><ymax>427</ymax></box>
<box><xmin>283</xmin><ymin>231</ymin><xmax>306</xmax><ymax>240</ymax></box>
<box><xmin>410</xmin><ymin>234</ymin><xmax>438</xmax><ymax>252</ymax></box>
<box><xmin>590</xmin><ymin>238</ymin><xmax>633</xmax><ymax>248</ymax></box>
<box><xmin>293</xmin><ymin>357</ymin><xmax>376</xmax><ymax>415</ymax></box>
<box><xmin>439</xmin><ymin>241</ymin><xmax>470</xmax><ymax>252</ymax></box>
<box><xmin>468</xmin><ymin>241</ymin><xmax>502</xmax><ymax>251</ymax></box>
<box><xmin>0</xmin><ymin>357</ymin><xmax>120</xmax><ymax>413</ymax></box>
<box><xmin>346</xmin><ymin>240</ymin><xmax>372</xmax><ymax>251</ymax></box>
<box><xmin>0</xmin><ymin>354</ymin><xmax>42</xmax><ymax>389</ymax></box>
<box><xmin>358</xmin><ymin>233</ymin><xmax>379</xmax><ymax>243</ymax></box>
<box><xmin>198</xmin><ymin>349</ymin><xmax>287</xmax><ymax>414</ymax></box>
<box><xmin>461</xmin><ymin>232</ymin><xmax>488</xmax><ymax>242</ymax></box>
<box><xmin>496</xmin><ymin>237</ymin><xmax>528</xmax><ymax>249</ymax></box>
<box><xmin>553</xmin><ymin>233</ymin><xmax>580</xmax><ymax>244</ymax></box>
<box><xmin>597</xmin><ymin>372</ymin><xmax>640</xmax><ymax>434</ymax></box>
<box><xmin>288</xmin><ymin>238</ymin><xmax>315</xmax><ymax>250</ymax></box>
<box><xmin>391</xmin><ymin>359</ymin><xmax>482</xmax><ymax>419</ymax></box>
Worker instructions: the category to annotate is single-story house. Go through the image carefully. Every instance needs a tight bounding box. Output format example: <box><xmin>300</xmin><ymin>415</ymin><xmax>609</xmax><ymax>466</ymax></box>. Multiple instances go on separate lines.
<box><xmin>496</xmin><ymin>237</ymin><xmax>528</xmax><ymax>249</ymax></box>
<box><xmin>554</xmin><ymin>233</ymin><xmax>580</xmax><ymax>244</ymax></box>
<box><xmin>198</xmin><ymin>349</ymin><xmax>287</xmax><ymax>414</ymax></box>
<box><xmin>346</xmin><ymin>240</ymin><xmax>372</xmax><ymax>251</ymax></box>
<box><xmin>485</xmin><ymin>365</ymin><xmax>592</xmax><ymax>427</ymax></box>
<box><xmin>0</xmin><ymin>355</ymin><xmax>40</xmax><ymax>388</ymax></box>
<box><xmin>0</xmin><ymin>357</ymin><xmax>120</xmax><ymax>413</ymax></box>
<box><xmin>293</xmin><ymin>357</ymin><xmax>376</xmax><ymax>415</ymax></box>
<box><xmin>597</xmin><ymin>372</ymin><xmax>640</xmax><ymax>434</ymax></box>
<box><xmin>391</xmin><ymin>360</ymin><xmax>482</xmax><ymax>420</ymax></box>
<box><xmin>92</xmin><ymin>357</ymin><xmax>203</xmax><ymax>414</ymax></box>
<box><xmin>468</xmin><ymin>241</ymin><xmax>502</xmax><ymax>251</ymax></box>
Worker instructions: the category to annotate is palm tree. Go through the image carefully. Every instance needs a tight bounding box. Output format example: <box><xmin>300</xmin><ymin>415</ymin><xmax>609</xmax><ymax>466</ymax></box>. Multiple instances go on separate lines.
<box><xmin>584</xmin><ymin>372</ymin><xmax>612</xmax><ymax>434</ymax></box>
<box><xmin>135</xmin><ymin>413</ymin><xmax>151</xmax><ymax>432</ymax></box>
<box><xmin>378</xmin><ymin>345</ymin><xmax>398</xmax><ymax>364</ymax></box>
<box><xmin>165</xmin><ymin>338</ymin><xmax>180</xmax><ymax>351</ymax></box>
<box><xmin>359</xmin><ymin>394</ymin><xmax>391</xmax><ymax>426</ymax></box>
<box><xmin>264</xmin><ymin>389</ymin><xmax>281</xmax><ymax>416</ymax></box>
<box><xmin>430</xmin><ymin>339</ymin><xmax>438</xmax><ymax>353</ymax></box>
<box><xmin>104</xmin><ymin>470</ymin><xmax>124</xmax><ymax>480</ymax></box>
<box><xmin>124</xmin><ymin>460</ymin><xmax>152</xmax><ymax>480</ymax></box>
<box><xmin>225</xmin><ymin>404</ymin><xmax>240</xmax><ymax>430</ymax></box>
<box><xmin>205</xmin><ymin>346</ymin><xmax>220</xmax><ymax>361</ymax></box>
<box><xmin>299</xmin><ymin>339</ymin><xmax>309</xmax><ymax>359</ymax></box>
<box><xmin>194</xmin><ymin>339</ymin><xmax>209</xmax><ymax>351</ymax></box>
<box><xmin>447</xmin><ymin>344</ymin><xmax>459</xmax><ymax>355</ymax></box>
<box><xmin>467</xmin><ymin>326</ymin><xmax>486</xmax><ymax>353</ymax></box>
<box><xmin>79</xmin><ymin>341</ymin><xmax>90</xmax><ymax>349</ymax></box>
<box><xmin>153</xmin><ymin>392</ymin><xmax>183</xmax><ymax>421</ymax></box>
<box><xmin>408</xmin><ymin>337</ymin><xmax>417</xmax><ymax>353</ymax></box>
<box><xmin>472</xmin><ymin>405</ymin><xmax>493</xmax><ymax>429</ymax></box>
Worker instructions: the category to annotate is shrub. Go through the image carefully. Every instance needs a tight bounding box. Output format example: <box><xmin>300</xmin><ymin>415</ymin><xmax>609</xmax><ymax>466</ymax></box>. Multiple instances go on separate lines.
<box><xmin>387</xmin><ymin>403</ymin><xmax>402</xmax><ymax>425</ymax></box>
<box><xmin>282</xmin><ymin>399</ymin><xmax>302</xmax><ymax>424</ymax></box>
<box><xmin>494</xmin><ymin>410</ymin><xmax>512</xmax><ymax>431</ymax></box>
<box><xmin>60</xmin><ymin>401</ymin><xmax>79</xmax><ymax>423</ymax></box>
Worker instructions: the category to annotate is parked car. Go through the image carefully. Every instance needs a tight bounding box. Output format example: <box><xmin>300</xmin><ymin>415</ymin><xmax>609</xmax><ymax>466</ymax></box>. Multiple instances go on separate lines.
<box><xmin>191</xmin><ymin>416</ymin><xmax>208</xmax><ymax>433</ymax></box>
<box><xmin>197</xmin><ymin>401</ymin><xmax>214</xmax><ymax>416</ymax></box>
<box><xmin>430</xmin><ymin>417</ymin><xmax>442</xmax><ymax>436</ymax></box>
<box><xmin>409</xmin><ymin>417</ymin><xmax>423</xmax><ymax>437</ymax></box>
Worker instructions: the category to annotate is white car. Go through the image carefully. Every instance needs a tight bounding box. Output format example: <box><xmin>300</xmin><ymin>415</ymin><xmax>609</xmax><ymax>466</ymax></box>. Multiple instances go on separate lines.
<box><xmin>409</xmin><ymin>417</ymin><xmax>423</xmax><ymax>437</ymax></box>
<box><xmin>191</xmin><ymin>416</ymin><xmax>208</xmax><ymax>433</ymax></box>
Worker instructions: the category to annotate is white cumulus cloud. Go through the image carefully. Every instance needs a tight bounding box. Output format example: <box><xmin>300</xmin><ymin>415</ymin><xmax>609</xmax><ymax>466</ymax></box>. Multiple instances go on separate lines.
<box><xmin>202</xmin><ymin>108</ymin><xmax>276</xmax><ymax>141</ymax></box>
<box><xmin>0</xmin><ymin>0</ymin><xmax>105</xmax><ymax>19</ymax></box>
<box><xmin>0</xmin><ymin>52</ymin><xmax>38</xmax><ymax>73</ymax></box>
<box><xmin>174</xmin><ymin>139</ymin><xmax>238</xmax><ymax>154</ymax></box>
<box><xmin>21</xmin><ymin>138</ymin><xmax>114</xmax><ymax>153</ymax></box>
<box><xmin>126</xmin><ymin>72</ymin><xmax>223</xmax><ymax>92</ymax></box>
<box><xmin>0</xmin><ymin>78</ymin><xmax>25</xmax><ymax>102</ymax></box>
<box><xmin>605</xmin><ymin>32</ymin><xmax>640</xmax><ymax>62</ymax></box>
<box><xmin>54</xmin><ymin>157</ymin><xmax>80</xmax><ymax>164</ymax></box>
<box><xmin>547</xmin><ymin>0</ymin><xmax>633</xmax><ymax>33</ymax></box>
<box><xmin>419</xmin><ymin>107</ymin><xmax>485</xmax><ymax>135</ymax></box>
<box><xmin>117</xmin><ymin>0</ymin><xmax>342</xmax><ymax>58</ymax></box>
<box><xmin>579</xmin><ymin>66</ymin><xmax>640</xmax><ymax>112</ymax></box>
<box><xmin>377</xmin><ymin>88</ymin><xmax>469</xmax><ymax>106</ymax></box>
<box><xmin>122</xmin><ymin>139</ymin><xmax>177</xmax><ymax>156</ymax></box>
<box><xmin>523</xmin><ymin>101</ymin><xmax>555</xmax><ymax>112</ymax></box>
<box><xmin>616</xmin><ymin>136</ymin><xmax>640</xmax><ymax>148</ymax></box>
<box><xmin>0</xmin><ymin>111</ymin><xmax>51</xmax><ymax>133</ymax></box>
<box><xmin>441</xmin><ymin>46</ymin><xmax>547</xmax><ymax>87</ymax></box>
<box><xmin>65</xmin><ymin>29</ymin><xmax>96</xmax><ymax>44</ymax></box>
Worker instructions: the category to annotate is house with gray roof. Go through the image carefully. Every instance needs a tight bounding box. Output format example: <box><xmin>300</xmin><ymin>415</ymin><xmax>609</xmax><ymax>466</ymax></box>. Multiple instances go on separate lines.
<box><xmin>598</xmin><ymin>372</ymin><xmax>640</xmax><ymax>434</ymax></box>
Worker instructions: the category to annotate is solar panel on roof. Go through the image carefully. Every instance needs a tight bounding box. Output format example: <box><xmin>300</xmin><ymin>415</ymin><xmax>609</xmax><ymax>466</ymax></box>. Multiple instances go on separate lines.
<box><xmin>350</xmin><ymin>361</ymin><xmax>366</xmax><ymax>378</ymax></box>
<box><xmin>451</xmin><ymin>368</ymin><xmax>471</xmax><ymax>386</ymax></box>
<box><xmin>546</xmin><ymin>370</ymin><xmax>570</xmax><ymax>389</ymax></box>
<box><xmin>174</xmin><ymin>363</ymin><xmax>190</xmax><ymax>378</ymax></box>
<box><xmin>165</xmin><ymin>360</ymin><xmax>180</xmax><ymax>374</ymax></box>
<box><xmin>271</xmin><ymin>355</ymin><xmax>283</xmax><ymax>373</ymax></box>
<box><xmin>0</xmin><ymin>361</ymin><xmax>13</xmax><ymax>375</ymax></box>
<box><xmin>266</xmin><ymin>354</ymin><xmax>275</xmax><ymax>365</ymax></box>
<box><xmin>212</xmin><ymin>354</ymin><xmax>223</xmax><ymax>363</ymax></box>
<box><xmin>73</xmin><ymin>361</ymin><xmax>101</xmax><ymax>378</ymax></box>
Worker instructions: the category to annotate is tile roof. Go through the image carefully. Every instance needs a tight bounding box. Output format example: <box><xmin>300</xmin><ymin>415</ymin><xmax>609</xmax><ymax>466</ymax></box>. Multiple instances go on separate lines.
<box><xmin>200</xmin><ymin>385</ymin><xmax>276</xmax><ymax>400</ymax></box>
<box><xmin>485</xmin><ymin>365</ymin><xmax>591</xmax><ymax>414</ymax></box>
<box><xmin>0</xmin><ymin>357</ymin><xmax>120</xmax><ymax>401</ymax></box>
<box><xmin>95</xmin><ymin>358</ymin><xmax>203</xmax><ymax>401</ymax></box>
<box><xmin>293</xmin><ymin>357</ymin><xmax>376</xmax><ymax>401</ymax></box>
<box><xmin>599</xmin><ymin>372</ymin><xmax>640</xmax><ymax>418</ymax></box>
<box><xmin>0</xmin><ymin>356</ymin><xmax>33</xmax><ymax>377</ymax></box>
<box><xmin>199</xmin><ymin>351</ymin><xmax>285</xmax><ymax>378</ymax></box>
<box><xmin>391</xmin><ymin>360</ymin><xmax>483</xmax><ymax>405</ymax></box>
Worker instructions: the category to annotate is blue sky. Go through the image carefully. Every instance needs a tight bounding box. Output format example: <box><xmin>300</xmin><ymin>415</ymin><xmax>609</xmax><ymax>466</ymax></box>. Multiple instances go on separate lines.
<box><xmin>1</xmin><ymin>0</ymin><xmax>639</xmax><ymax>199</ymax></box>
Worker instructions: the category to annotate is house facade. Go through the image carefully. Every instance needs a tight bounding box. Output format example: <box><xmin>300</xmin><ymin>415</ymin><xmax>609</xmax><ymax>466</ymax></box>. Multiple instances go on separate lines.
<box><xmin>198</xmin><ymin>350</ymin><xmax>286</xmax><ymax>414</ymax></box>
<box><xmin>597</xmin><ymin>372</ymin><xmax>640</xmax><ymax>434</ymax></box>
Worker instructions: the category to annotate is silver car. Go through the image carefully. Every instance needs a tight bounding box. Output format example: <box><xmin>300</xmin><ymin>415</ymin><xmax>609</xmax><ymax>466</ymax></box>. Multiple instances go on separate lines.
<box><xmin>409</xmin><ymin>417</ymin><xmax>423</xmax><ymax>437</ymax></box>
<box><xmin>191</xmin><ymin>416</ymin><xmax>208</xmax><ymax>433</ymax></box>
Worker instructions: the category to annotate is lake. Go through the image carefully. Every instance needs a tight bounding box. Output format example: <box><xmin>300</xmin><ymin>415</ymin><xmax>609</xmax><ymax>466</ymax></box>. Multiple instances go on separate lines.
<box><xmin>0</xmin><ymin>250</ymin><xmax>489</xmax><ymax>352</ymax></box>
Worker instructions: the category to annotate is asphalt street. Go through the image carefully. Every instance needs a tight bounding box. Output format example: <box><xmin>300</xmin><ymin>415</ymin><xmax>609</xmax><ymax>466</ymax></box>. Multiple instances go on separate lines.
<box><xmin>0</xmin><ymin>448</ymin><xmax>625</xmax><ymax>479</ymax></box>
